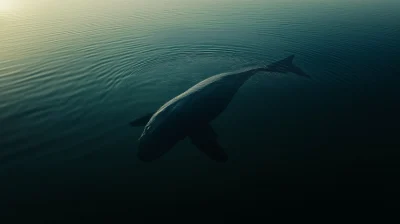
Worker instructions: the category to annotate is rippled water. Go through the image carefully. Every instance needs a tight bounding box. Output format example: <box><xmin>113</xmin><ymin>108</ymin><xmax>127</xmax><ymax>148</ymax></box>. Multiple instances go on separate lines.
<box><xmin>1</xmin><ymin>0</ymin><xmax>400</xmax><ymax>219</ymax></box>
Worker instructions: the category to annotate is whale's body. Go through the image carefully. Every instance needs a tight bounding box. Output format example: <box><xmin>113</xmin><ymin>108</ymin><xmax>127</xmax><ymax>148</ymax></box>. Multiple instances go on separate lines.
<box><xmin>130</xmin><ymin>55</ymin><xmax>309</xmax><ymax>162</ymax></box>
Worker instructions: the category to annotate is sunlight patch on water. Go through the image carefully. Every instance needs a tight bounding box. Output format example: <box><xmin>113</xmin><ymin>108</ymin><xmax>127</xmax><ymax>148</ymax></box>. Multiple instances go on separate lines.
<box><xmin>0</xmin><ymin>0</ymin><xmax>15</xmax><ymax>12</ymax></box>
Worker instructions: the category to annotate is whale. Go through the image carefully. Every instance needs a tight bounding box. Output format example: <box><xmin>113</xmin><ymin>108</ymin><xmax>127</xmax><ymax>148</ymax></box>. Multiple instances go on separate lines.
<box><xmin>130</xmin><ymin>55</ymin><xmax>309</xmax><ymax>162</ymax></box>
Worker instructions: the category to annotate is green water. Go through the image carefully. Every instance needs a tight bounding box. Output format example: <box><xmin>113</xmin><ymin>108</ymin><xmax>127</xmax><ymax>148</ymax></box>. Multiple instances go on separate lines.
<box><xmin>1</xmin><ymin>0</ymin><xmax>400</xmax><ymax>219</ymax></box>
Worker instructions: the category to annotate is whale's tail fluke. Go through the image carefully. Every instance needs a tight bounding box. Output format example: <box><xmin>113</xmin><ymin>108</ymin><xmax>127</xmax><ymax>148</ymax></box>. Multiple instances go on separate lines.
<box><xmin>265</xmin><ymin>55</ymin><xmax>310</xmax><ymax>78</ymax></box>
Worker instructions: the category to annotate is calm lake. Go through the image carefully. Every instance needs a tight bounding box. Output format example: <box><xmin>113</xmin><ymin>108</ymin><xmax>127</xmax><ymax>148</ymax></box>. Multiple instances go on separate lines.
<box><xmin>1</xmin><ymin>0</ymin><xmax>399</xmax><ymax>220</ymax></box>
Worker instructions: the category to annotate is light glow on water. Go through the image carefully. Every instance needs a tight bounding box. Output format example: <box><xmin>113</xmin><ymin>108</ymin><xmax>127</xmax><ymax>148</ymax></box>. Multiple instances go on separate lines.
<box><xmin>0</xmin><ymin>0</ymin><xmax>15</xmax><ymax>12</ymax></box>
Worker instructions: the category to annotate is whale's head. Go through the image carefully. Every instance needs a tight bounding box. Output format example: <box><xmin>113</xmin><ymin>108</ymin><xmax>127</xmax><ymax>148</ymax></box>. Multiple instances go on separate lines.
<box><xmin>136</xmin><ymin>123</ymin><xmax>184</xmax><ymax>162</ymax></box>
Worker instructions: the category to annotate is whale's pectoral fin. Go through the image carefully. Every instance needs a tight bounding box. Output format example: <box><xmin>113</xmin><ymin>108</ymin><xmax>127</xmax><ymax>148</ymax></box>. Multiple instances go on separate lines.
<box><xmin>188</xmin><ymin>124</ymin><xmax>228</xmax><ymax>162</ymax></box>
<box><xmin>291</xmin><ymin>65</ymin><xmax>310</xmax><ymax>78</ymax></box>
<box><xmin>130</xmin><ymin>112</ymin><xmax>154</xmax><ymax>127</ymax></box>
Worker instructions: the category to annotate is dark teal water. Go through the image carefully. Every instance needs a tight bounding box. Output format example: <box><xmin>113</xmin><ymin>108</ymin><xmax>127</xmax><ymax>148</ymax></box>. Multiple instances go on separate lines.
<box><xmin>1</xmin><ymin>0</ymin><xmax>400</xmax><ymax>220</ymax></box>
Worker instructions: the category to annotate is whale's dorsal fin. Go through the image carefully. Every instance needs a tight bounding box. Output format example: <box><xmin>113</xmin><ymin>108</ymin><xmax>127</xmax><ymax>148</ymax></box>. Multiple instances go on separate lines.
<box><xmin>268</xmin><ymin>55</ymin><xmax>294</xmax><ymax>68</ymax></box>
<box><xmin>130</xmin><ymin>112</ymin><xmax>154</xmax><ymax>127</ymax></box>
<box><xmin>283</xmin><ymin>55</ymin><xmax>294</xmax><ymax>63</ymax></box>
<box><xmin>266</xmin><ymin>55</ymin><xmax>311</xmax><ymax>78</ymax></box>
<box><xmin>188</xmin><ymin>124</ymin><xmax>228</xmax><ymax>162</ymax></box>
